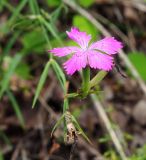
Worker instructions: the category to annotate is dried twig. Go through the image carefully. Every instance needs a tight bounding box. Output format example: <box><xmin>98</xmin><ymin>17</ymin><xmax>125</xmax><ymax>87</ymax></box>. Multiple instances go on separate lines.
<box><xmin>91</xmin><ymin>94</ymin><xmax>128</xmax><ymax>160</ymax></box>
<box><xmin>11</xmin><ymin>142</ymin><xmax>22</xmax><ymax>160</ymax></box>
<box><xmin>32</xmin><ymin>73</ymin><xmax>59</xmax><ymax>120</ymax></box>
<box><xmin>78</xmin><ymin>137</ymin><xmax>104</xmax><ymax>160</ymax></box>
<box><xmin>92</xmin><ymin>12</ymin><xmax>130</xmax><ymax>47</ymax></box>
<box><xmin>123</xmin><ymin>0</ymin><xmax>146</xmax><ymax>13</ymax></box>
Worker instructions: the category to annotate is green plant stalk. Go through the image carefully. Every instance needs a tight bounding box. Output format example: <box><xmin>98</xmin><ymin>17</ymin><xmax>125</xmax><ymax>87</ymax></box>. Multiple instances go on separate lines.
<box><xmin>0</xmin><ymin>149</ymin><xmax>4</xmax><ymax>160</ymax></box>
<box><xmin>65</xmin><ymin>92</ymin><xmax>79</xmax><ymax>98</ymax></box>
<box><xmin>8</xmin><ymin>0</ymin><xmax>28</xmax><ymax>25</ymax></box>
<box><xmin>0</xmin><ymin>54</ymin><xmax>22</xmax><ymax>98</ymax></box>
<box><xmin>32</xmin><ymin>60</ymin><xmax>52</xmax><ymax>108</ymax></box>
<box><xmin>89</xmin><ymin>70</ymin><xmax>107</xmax><ymax>88</ymax></box>
<box><xmin>63</xmin><ymin>98</ymin><xmax>68</xmax><ymax>141</ymax></box>
<box><xmin>0</xmin><ymin>130</ymin><xmax>12</xmax><ymax>147</ymax></box>
<box><xmin>7</xmin><ymin>90</ymin><xmax>25</xmax><ymax>128</ymax></box>
<box><xmin>63</xmin><ymin>97</ymin><xmax>69</xmax><ymax>112</ymax></box>
<box><xmin>39</xmin><ymin>16</ymin><xmax>63</xmax><ymax>46</ymax></box>
<box><xmin>82</xmin><ymin>67</ymin><xmax>90</xmax><ymax>97</ymax></box>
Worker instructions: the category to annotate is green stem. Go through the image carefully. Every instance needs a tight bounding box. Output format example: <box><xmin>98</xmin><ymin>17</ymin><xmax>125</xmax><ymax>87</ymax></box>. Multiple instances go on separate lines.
<box><xmin>65</xmin><ymin>92</ymin><xmax>79</xmax><ymax>98</ymax></box>
<box><xmin>82</xmin><ymin>67</ymin><xmax>90</xmax><ymax>96</ymax></box>
<box><xmin>63</xmin><ymin>98</ymin><xmax>69</xmax><ymax>113</ymax></box>
<box><xmin>89</xmin><ymin>71</ymin><xmax>107</xmax><ymax>88</ymax></box>
<box><xmin>63</xmin><ymin>98</ymin><xmax>68</xmax><ymax>140</ymax></box>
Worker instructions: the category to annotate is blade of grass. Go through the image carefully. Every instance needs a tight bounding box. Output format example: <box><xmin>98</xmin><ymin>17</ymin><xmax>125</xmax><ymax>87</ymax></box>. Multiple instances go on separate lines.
<box><xmin>0</xmin><ymin>130</ymin><xmax>12</xmax><ymax>146</ymax></box>
<box><xmin>51</xmin><ymin>59</ymin><xmax>66</xmax><ymax>92</ymax></box>
<box><xmin>51</xmin><ymin>4</ymin><xmax>63</xmax><ymax>23</ymax></box>
<box><xmin>8</xmin><ymin>0</ymin><xmax>28</xmax><ymax>25</ymax></box>
<box><xmin>3</xmin><ymin>31</ymin><xmax>21</xmax><ymax>55</ymax></box>
<box><xmin>28</xmin><ymin>0</ymin><xmax>52</xmax><ymax>51</ymax></box>
<box><xmin>89</xmin><ymin>70</ymin><xmax>107</xmax><ymax>88</ymax></box>
<box><xmin>32</xmin><ymin>60</ymin><xmax>51</xmax><ymax>108</ymax></box>
<box><xmin>40</xmin><ymin>24</ymin><xmax>52</xmax><ymax>51</ymax></box>
<box><xmin>7</xmin><ymin>90</ymin><xmax>25</xmax><ymax>128</ymax></box>
<box><xmin>0</xmin><ymin>150</ymin><xmax>4</xmax><ymax>160</ymax></box>
<box><xmin>71</xmin><ymin>115</ymin><xmax>91</xmax><ymax>144</ymax></box>
<box><xmin>1</xmin><ymin>0</ymin><xmax>16</xmax><ymax>13</ymax></box>
<box><xmin>51</xmin><ymin>113</ymin><xmax>65</xmax><ymax>137</ymax></box>
<box><xmin>0</xmin><ymin>130</ymin><xmax>12</xmax><ymax>160</ymax></box>
<box><xmin>28</xmin><ymin>0</ymin><xmax>62</xmax><ymax>48</ymax></box>
<box><xmin>39</xmin><ymin>16</ymin><xmax>63</xmax><ymax>45</ymax></box>
<box><xmin>0</xmin><ymin>54</ymin><xmax>22</xmax><ymax>98</ymax></box>
<box><xmin>40</xmin><ymin>9</ymin><xmax>61</xmax><ymax>37</ymax></box>
<box><xmin>63</xmin><ymin>98</ymin><xmax>69</xmax><ymax>112</ymax></box>
<box><xmin>28</xmin><ymin>0</ymin><xmax>40</xmax><ymax>14</ymax></box>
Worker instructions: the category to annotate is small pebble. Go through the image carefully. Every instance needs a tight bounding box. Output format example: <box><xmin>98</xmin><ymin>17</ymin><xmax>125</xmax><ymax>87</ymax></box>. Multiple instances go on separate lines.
<box><xmin>133</xmin><ymin>100</ymin><xmax>146</xmax><ymax>125</ymax></box>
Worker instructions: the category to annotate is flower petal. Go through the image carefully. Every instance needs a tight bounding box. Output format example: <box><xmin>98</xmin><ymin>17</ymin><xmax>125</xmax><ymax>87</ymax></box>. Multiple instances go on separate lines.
<box><xmin>87</xmin><ymin>50</ymin><xmax>114</xmax><ymax>71</ymax></box>
<box><xmin>63</xmin><ymin>52</ymin><xmax>87</xmax><ymax>75</ymax></box>
<box><xmin>49</xmin><ymin>46</ymin><xmax>80</xmax><ymax>57</ymax></box>
<box><xmin>66</xmin><ymin>27</ymin><xmax>91</xmax><ymax>49</ymax></box>
<box><xmin>89</xmin><ymin>37</ymin><xmax>123</xmax><ymax>55</ymax></box>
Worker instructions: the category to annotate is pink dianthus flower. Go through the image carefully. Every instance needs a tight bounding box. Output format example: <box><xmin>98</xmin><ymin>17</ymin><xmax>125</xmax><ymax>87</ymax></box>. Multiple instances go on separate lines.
<box><xmin>49</xmin><ymin>27</ymin><xmax>123</xmax><ymax>75</ymax></box>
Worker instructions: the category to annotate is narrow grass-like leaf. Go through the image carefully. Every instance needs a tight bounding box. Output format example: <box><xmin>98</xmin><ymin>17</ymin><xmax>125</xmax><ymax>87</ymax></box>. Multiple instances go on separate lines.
<box><xmin>40</xmin><ymin>17</ymin><xmax>62</xmax><ymax>45</ymax></box>
<box><xmin>0</xmin><ymin>54</ymin><xmax>22</xmax><ymax>98</ymax></box>
<box><xmin>28</xmin><ymin>0</ymin><xmax>53</xmax><ymax>51</ymax></box>
<box><xmin>51</xmin><ymin>113</ymin><xmax>65</xmax><ymax>137</ymax></box>
<box><xmin>32</xmin><ymin>60</ymin><xmax>51</xmax><ymax>108</ymax></box>
<box><xmin>63</xmin><ymin>100</ymin><xmax>68</xmax><ymax>136</ymax></box>
<box><xmin>0</xmin><ymin>0</ymin><xmax>4</xmax><ymax>11</ymax></box>
<box><xmin>7</xmin><ymin>90</ymin><xmax>25</xmax><ymax>128</ymax></box>
<box><xmin>3</xmin><ymin>31</ymin><xmax>21</xmax><ymax>55</ymax></box>
<box><xmin>63</xmin><ymin>99</ymin><xmax>69</xmax><ymax>112</ymax></box>
<box><xmin>1</xmin><ymin>1</ymin><xmax>20</xmax><ymax>17</ymax></box>
<box><xmin>29</xmin><ymin>0</ymin><xmax>36</xmax><ymax>14</ymax></box>
<box><xmin>71</xmin><ymin>115</ymin><xmax>91</xmax><ymax>144</ymax></box>
<box><xmin>0</xmin><ymin>130</ymin><xmax>12</xmax><ymax>146</ymax></box>
<box><xmin>51</xmin><ymin>59</ymin><xmax>66</xmax><ymax>92</ymax></box>
<box><xmin>28</xmin><ymin>0</ymin><xmax>40</xmax><ymax>14</ymax></box>
<box><xmin>0</xmin><ymin>150</ymin><xmax>4</xmax><ymax>160</ymax></box>
<box><xmin>8</xmin><ymin>0</ymin><xmax>28</xmax><ymax>25</ymax></box>
<box><xmin>40</xmin><ymin>9</ymin><xmax>60</xmax><ymax>36</ymax></box>
<box><xmin>89</xmin><ymin>70</ymin><xmax>107</xmax><ymax>88</ymax></box>
<box><xmin>28</xmin><ymin>1</ymin><xmax>52</xmax><ymax>51</ymax></box>
<box><xmin>0</xmin><ymin>131</ymin><xmax>11</xmax><ymax>160</ymax></box>
<box><xmin>40</xmin><ymin>24</ymin><xmax>52</xmax><ymax>51</ymax></box>
<box><xmin>12</xmin><ymin>18</ymin><xmax>39</xmax><ymax>31</ymax></box>
<box><xmin>50</xmin><ymin>5</ymin><xmax>63</xmax><ymax>22</ymax></box>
